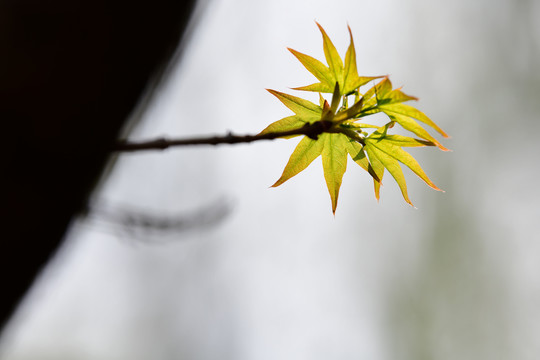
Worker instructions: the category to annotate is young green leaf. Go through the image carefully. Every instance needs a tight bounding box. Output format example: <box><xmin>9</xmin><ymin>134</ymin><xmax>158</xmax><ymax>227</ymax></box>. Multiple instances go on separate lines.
<box><xmin>360</xmin><ymin>77</ymin><xmax>417</xmax><ymax>110</ymax></box>
<box><xmin>288</xmin><ymin>48</ymin><xmax>335</xmax><ymax>93</ymax></box>
<box><xmin>375</xmin><ymin>77</ymin><xmax>393</xmax><ymax>99</ymax></box>
<box><xmin>385</xmin><ymin>113</ymin><xmax>449</xmax><ymax>151</ymax></box>
<box><xmin>291</xmin><ymin>23</ymin><xmax>382</xmax><ymax>95</ymax></box>
<box><xmin>321</xmin><ymin>133</ymin><xmax>348</xmax><ymax>214</ymax></box>
<box><xmin>334</xmin><ymin>97</ymin><xmax>363</xmax><ymax>122</ymax></box>
<box><xmin>342</xmin><ymin>26</ymin><xmax>383</xmax><ymax>95</ymax></box>
<box><xmin>367</xmin><ymin>133</ymin><xmax>436</xmax><ymax>147</ymax></box>
<box><xmin>365</xmin><ymin>148</ymin><xmax>385</xmax><ymax>201</ymax></box>
<box><xmin>344</xmin><ymin>138</ymin><xmax>380</xmax><ymax>182</ymax></box>
<box><xmin>272</xmin><ymin>136</ymin><xmax>325</xmax><ymax>187</ymax></box>
<box><xmin>365</xmin><ymin>144</ymin><xmax>412</xmax><ymax>205</ymax></box>
<box><xmin>329</xmin><ymin>82</ymin><xmax>341</xmax><ymax>115</ymax></box>
<box><xmin>267</xmin><ymin>89</ymin><xmax>322</xmax><ymax>121</ymax></box>
<box><xmin>343</xmin><ymin>25</ymin><xmax>358</xmax><ymax>95</ymax></box>
<box><xmin>316</xmin><ymin>22</ymin><xmax>344</xmax><ymax>90</ymax></box>
<box><xmin>380</xmin><ymin>103</ymin><xmax>449</xmax><ymax>138</ymax></box>
<box><xmin>259</xmin><ymin>115</ymin><xmax>306</xmax><ymax>137</ymax></box>
<box><xmin>262</xmin><ymin>23</ymin><xmax>448</xmax><ymax>213</ymax></box>
<box><xmin>366</xmin><ymin>136</ymin><xmax>441</xmax><ymax>191</ymax></box>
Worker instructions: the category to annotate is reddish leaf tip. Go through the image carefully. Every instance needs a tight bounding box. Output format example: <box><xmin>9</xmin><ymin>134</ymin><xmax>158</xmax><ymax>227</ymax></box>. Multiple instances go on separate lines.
<box><xmin>287</xmin><ymin>48</ymin><xmax>301</xmax><ymax>57</ymax></box>
<box><xmin>438</xmin><ymin>144</ymin><xmax>452</xmax><ymax>152</ymax></box>
<box><xmin>315</xmin><ymin>22</ymin><xmax>329</xmax><ymax>37</ymax></box>
<box><xmin>430</xmin><ymin>184</ymin><xmax>444</xmax><ymax>192</ymax></box>
<box><xmin>323</xmin><ymin>99</ymin><xmax>331</xmax><ymax>111</ymax></box>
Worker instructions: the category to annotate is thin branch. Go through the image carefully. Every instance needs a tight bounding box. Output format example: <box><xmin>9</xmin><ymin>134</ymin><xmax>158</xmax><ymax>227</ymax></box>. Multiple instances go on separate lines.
<box><xmin>86</xmin><ymin>198</ymin><xmax>231</xmax><ymax>240</ymax></box>
<box><xmin>113</xmin><ymin>121</ymin><xmax>336</xmax><ymax>152</ymax></box>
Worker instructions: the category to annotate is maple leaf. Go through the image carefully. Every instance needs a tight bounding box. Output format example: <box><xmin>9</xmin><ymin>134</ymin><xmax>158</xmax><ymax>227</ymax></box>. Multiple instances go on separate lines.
<box><xmin>261</xmin><ymin>23</ymin><xmax>449</xmax><ymax>214</ymax></box>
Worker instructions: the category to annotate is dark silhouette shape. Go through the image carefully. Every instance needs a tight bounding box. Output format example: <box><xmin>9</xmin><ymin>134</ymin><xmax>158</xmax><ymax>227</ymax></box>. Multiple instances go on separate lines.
<box><xmin>0</xmin><ymin>0</ymin><xmax>198</xmax><ymax>331</ymax></box>
<box><xmin>88</xmin><ymin>198</ymin><xmax>232</xmax><ymax>242</ymax></box>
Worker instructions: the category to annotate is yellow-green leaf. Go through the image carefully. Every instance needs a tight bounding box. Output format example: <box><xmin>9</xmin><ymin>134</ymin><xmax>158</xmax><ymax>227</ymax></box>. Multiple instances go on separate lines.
<box><xmin>343</xmin><ymin>122</ymin><xmax>380</xmax><ymax>129</ymax></box>
<box><xmin>271</xmin><ymin>136</ymin><xmax>325</xmax><ymax>187</ymax></box>
<box><xmin>293</xmin><ymin>82</ymin><xmax>334</xmax><ymax>93</ymax></box>
<box><xmin>259</xmin><ymin>115</ymin><xmax>306</xmax><ymax>137</ymax></box>
<box><xmin>329</xmin><ymin>82</ymin><xmax>341</xmax><ymax>115</ymax></box>
<box><xmin>380</xmin><ymin>103</ymin><xmax>449</xmax><ymax>138</ymax></box>
<box><xmin>263</xmin><ymin>24</ymin><xmax>449</xmax><ymax>213</ymax></box>
<box><xmin>365</xmin><ymin>144</ymin><xmax>412</xmax><ymax>205</ymax></box>
<box><xmin>375</xmin><ymin>77</ymin><xmax>393</xmax><ymax>98</ymax></box>
<box><xmin>267</xmin><ymin>89</ymin><xmax>322</xmax><ymax>121</ymax></box>
<box><xmin>367</xmin><ymin>136</ymin><xmax>442</xmax><ymax>191</ymax></box>
<box><xmin>334</xmin><ymin>97</ymin><xmax>363</xmax><ymax>122</ymax></box>
<box><xmin>342</xmin><ymin>25</ymin><xmax>359</xmax><ymax>95</ymax></box>
<box><xmin>365</xmin><ymin>147</ymin><xmax>385</xmax><ymax>201</ymax></box>
<box><xmin>386</xmin><ymin>112</ymin><xmax>449</xmax><ymax>151</ymax></box>
<box><xmin>348</xmin><ymin>76</ymin><xmax>384</xmax><ymax>94</ymax></box>
<box><xmin>358</xmin><ymin>81</ymin><xmax>383</xmax><ymax>113</ymax></box>
<box><xmin>384</xmin><ymin>88</ymin><xmax>418</xmax><ymax>104</ymax></box>
<box><xmin>344</xmin><ymin>138</ymin><xmax>380</xmax><ymax>182</ymax></box>
<box><xmin>362</xmin><ymin>78</ymin><xmax>416</xmax><ymax>105</ymax></box>
<box><xmin>362</xmin><ymin>77</ymin><xmax>388</xmax><ymax>102</ymax></box>
<box><xmin>292</xmin><ymin>24</ymin><xmax>381</xmax><ymax>96</ymax></box>
<box><xmin>316</xmin><ymin>23</ymin><xmax>343</xmax><ymax>89</ymax></box>
<box><xmin>321</xmin><ymin>133</ymin><xmax>348</xmax><ymax>214</ymax></box>
<box><xmin>318</xmin><ymin>93</ymin><xmax>326</xmax><ymax>107</ymax></box>
<box><xmin>288</xmin><ymin>48</ymin><xmax>334</xmax><ymax>92</ymax></box>
<box><xmin>341</xmin><ymin>26</ymin><xmax>383</xmax><ymax>95</ymax></box>
<box><xmin>367</xmin><ymin>133</ymin><xmax>436</xmax><ymax>147</ymax></box>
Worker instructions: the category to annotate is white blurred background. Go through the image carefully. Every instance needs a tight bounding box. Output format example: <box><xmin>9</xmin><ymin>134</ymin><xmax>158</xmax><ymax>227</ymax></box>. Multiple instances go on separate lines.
<box><xmin>2</xmin><ymin>0</ymin><xmax>540</xmax><ymax>359</ymax></box>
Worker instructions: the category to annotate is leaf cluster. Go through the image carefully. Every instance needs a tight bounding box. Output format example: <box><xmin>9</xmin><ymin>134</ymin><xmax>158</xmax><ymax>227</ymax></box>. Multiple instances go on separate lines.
<box><xmin>260</xmin><ymin>23</ymin><xmax>449</xmax><ymax>214</ymax></box>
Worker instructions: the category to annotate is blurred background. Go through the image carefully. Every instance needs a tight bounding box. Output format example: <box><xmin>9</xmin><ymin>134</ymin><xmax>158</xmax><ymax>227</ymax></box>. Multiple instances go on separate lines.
<box><xmin>1</xmin><ymin>0</ymin><xmax>540</xmax><ymax>359</ymax></box>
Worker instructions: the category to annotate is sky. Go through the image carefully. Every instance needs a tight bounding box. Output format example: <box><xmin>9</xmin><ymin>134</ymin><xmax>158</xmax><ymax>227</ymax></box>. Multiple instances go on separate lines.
<box><xmin>2</xmin><ymin>0</ymin><xmax>540</xmax><ymax>359</ymax></box>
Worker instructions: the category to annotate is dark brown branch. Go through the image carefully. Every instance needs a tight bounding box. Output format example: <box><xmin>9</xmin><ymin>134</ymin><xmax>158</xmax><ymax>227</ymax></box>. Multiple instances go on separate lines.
<box><xmin>113</xmin><ymin>121</ymin><xmax>335</xmax><ymax>152</ymax></box>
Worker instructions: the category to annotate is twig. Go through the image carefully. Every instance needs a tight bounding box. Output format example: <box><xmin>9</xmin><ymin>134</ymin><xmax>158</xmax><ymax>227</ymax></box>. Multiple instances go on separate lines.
<box><xmin>113</xmin><ymin>121</ymin><xmax>335</xmax><ymax>152</ymax></box>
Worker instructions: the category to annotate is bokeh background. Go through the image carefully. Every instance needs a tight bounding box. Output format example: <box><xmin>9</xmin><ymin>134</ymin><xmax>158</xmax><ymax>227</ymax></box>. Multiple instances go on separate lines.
<box><xmin>2</xmin><ymin>0</ymin><xmax>540</xmax><ymax>359</ymax></box>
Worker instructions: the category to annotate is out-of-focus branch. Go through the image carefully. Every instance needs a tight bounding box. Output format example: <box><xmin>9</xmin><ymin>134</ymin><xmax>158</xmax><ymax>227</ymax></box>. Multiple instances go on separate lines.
<box><xmin>86</xmin><ymin>198</ymin><xmax>231</xmax><ymax>241</ymax></box>
<box><xmin>113</xmin><ymin>121</ymin><xmax>334</xmax><ymax>152</ymax></box>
